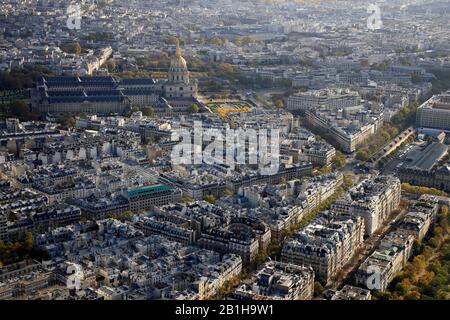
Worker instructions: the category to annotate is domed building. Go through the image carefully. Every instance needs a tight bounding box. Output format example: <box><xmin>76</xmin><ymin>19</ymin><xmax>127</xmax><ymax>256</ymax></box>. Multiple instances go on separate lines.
<box><xmin>33</xmin><ymin>46</ymin><xmax>201</xmax><ymax>116</ymax></box>
<box><xmin>163</xmin><ymin>46</ymin><xmax>198</xmax><ymax>100</ymax></box>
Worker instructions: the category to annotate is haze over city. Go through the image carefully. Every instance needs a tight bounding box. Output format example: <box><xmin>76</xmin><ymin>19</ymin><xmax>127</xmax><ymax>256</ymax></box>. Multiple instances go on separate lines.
<box><xmin>0</xmin><ymin>0</ymin><xmax>449</xmax><ymax>307</ymax></box>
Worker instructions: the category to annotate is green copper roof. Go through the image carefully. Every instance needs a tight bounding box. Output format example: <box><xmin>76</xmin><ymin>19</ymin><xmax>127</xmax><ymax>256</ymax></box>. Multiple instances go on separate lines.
<box><xmin>127</xmin><ymin>184</ymin><xmax>173</xmax><ymax>197</ymax></box>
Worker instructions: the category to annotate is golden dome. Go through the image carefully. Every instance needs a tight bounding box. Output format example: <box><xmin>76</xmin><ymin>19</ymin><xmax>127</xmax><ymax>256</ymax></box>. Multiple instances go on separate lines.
<box><xmin>170</xmin><ymin>46</ymin><xmax>187</xmax><ymax>70</ymax></box>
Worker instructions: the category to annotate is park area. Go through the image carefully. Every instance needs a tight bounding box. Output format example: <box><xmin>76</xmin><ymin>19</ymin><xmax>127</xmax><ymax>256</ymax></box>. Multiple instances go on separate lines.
<box><xmin>206</xmin><ymin>101</ymin><xmax>252</xmax><ymax>118</ymax></box>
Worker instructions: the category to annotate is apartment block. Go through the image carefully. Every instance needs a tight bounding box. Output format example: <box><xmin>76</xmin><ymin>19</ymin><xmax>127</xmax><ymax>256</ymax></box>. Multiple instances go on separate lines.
<box><xmin>281</xmin><ymin>212</ymin><xmax>365</xmax><ymax>283</ymax></box>
<box><xmin>331</xmin><ymin>176</ymin><xmax>401</xmax><ymax>235</ymax></box>
<box><xmin>416</xmin><ymin>91</ymin><xmax>450</xmax><ymax>131</ymax></box>
<box><xmin>287</xmin><ymin>89</ymin><xmax>360</xmax><ymax>114</ymax></box>
<box><xmin>231</xmin><ymin>261</ymin><xmax>315</xmax><ymax>300</ymax></box>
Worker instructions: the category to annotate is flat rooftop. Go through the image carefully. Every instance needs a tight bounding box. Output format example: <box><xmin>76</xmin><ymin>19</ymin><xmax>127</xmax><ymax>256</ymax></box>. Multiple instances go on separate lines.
<box><xmin>419</xmin><ymin>91</ymin><xmax>450</xmax><ymax>110</ymax></box>
<box><xmin>403</xmin><ymin>142</ymin><xmax>448</xmax><ymax>171</ymax></box>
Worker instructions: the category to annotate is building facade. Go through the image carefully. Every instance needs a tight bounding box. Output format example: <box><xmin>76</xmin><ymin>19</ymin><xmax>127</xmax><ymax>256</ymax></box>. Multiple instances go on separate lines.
<box><xmin>0</xmin><ymin>214</ymin><xmax>7</xmax><ymax>242</ymax></box>
<box><xmin>416</xmin><ymin>91</ymin><xmax>450</xmax><ymax>131</ymax></box>
<box><xmin>127</xmin><ymin>184</ymin><xmax>182</xmax><ymax>212</ymax></box>
<box><xmin>281</xmin><ymin>212</ymin><xmax>365</xmax><ymax>283</ymax></box>
<box><xmin>287</xmin><ymin>89</ymin><xmax>360</xmax><ymax>114</ymax></box>
<box><xmin>231</xmin><ymin>261</ymin><xmax>315</xmax><ymax>300</ymax></box>
<box><xmin>32</xmin><ymin>47</ymin><xmax>199</xmax><ymax>115</ymax></box>
<box><xmin>331</xmin><ymin>176</ymin><xmax>401</xmax><ymax>235</ymax></box>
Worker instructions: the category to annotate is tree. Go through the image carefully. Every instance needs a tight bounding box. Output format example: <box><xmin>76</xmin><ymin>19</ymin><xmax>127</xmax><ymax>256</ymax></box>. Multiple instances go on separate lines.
<box><xmin>404</xmin><ymin>291</ymin><xmax>421</xmax><ymax>300</ymax></box>
<box><xmin>23</xmin><ymin>232</ymin><xmax>33</xmax><ymax>250</ymax></box>
<box><xmin>210</xmin><ymin>37</ymin><xmax>225</xmax><ymax>46</ymax></box>
<box><xmin>314</xmin><ymin>281</ymin><xmax>324</xmax><ymax>296</ymax></box>
<box><xmin>0</xmin><ymin>65</ymin><xmax>52</xmax><ymax>90</ymax></box>
<box><xmin>204</xmin><ymin>194</ymin><xmax>216</xmax><ymax>204</ymax></box>
<box><xmin>274</xmin><ymin>99</ymin><xmax>284</xmax><ymax>108</ymax></box>
<box><xmin>164</xmin><ymin>36</ymin><xmax>182</xmax><ymax>46</ymax></box>
<box><xmin>106</xmin><ymin>59</ymin><xmax>116</xmax><ymax>73</ymax></box>
<box><xmin>61</xmin><ymin>42</ymin><xmax>82</xmax><ymax>55</ymax></box>
<box><xmin>401</xmin><ymin>183</ymin><xmax>448</xmax><ymax>197</ymax></box>
<box><xmin>142</xmin><ymin>106</ymin><xmax>154</xmax><ymax>117</ymax></box>
<box><xmin>60</xmin><ymin>116</ymin><xmax>76</xmax><ymax>129</ymax></box>
<box><xmin>356</xmin><ymin>149</ymin><xmax>370</xmax><ymax>161</ymax></box>
<box><xmin>332</xmin><ymin>151</ymin><xmax>346</xmax><ymax>168</ymax></box>
<box><xmin>222</xmin><ymin>188</ymin><xmax>234</xmax><ymax>197</ymax></box>
<box><xmin>233</xmin><ymin>36</ymin><xmax>256</xmax><ymax>46</ymax></box>
<box><xmin>428</xmin><ymin>237</ymin><xmax>440</xmax><ymax>248</ymax></box>
<box><xmin>144</xmin><ymin>135</ymin><xmax>154</xmax><ymax>145</ymax></box>
<box><xmin>9</xmin><ymin>100</ymin><xmax>31</xmax><ymax>119</ymax></box>
<box><xmin>112</xmin><ymin>210</ymin><xmax>134</xmax><ymax>222</ymax></box>
<box><xmin>395</xmin><ymin>278</ymin><xmax>412</xmax><ymax>296</ymax></box>
<box><xmin>343</xmin><ymin>172</ymin><xmax>354</xmax><ymax>189</ymax></box>
<box><xmin>216</xmin><ymin>63</ymin><xmax>235</xmax><ymax>75</ymax></box>
<box><xmin>188</xmin><ymin>104</ymin><xmax>199</xmax><ymax>113</ymax></box>
<box><xmin>372</xmin><ymin>290</ymin><xmax>392</xmax><ymax>300</ymax></box>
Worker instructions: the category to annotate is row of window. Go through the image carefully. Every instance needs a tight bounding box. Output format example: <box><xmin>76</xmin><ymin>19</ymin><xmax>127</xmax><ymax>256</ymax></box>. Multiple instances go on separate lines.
<box><xmin>168</xmin><ymin>86</ymin><xmax>194</xmax><ymax>91</ymax></box>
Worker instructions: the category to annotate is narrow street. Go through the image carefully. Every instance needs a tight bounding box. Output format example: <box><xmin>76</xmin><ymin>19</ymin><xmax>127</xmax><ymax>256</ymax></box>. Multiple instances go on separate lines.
<box><xmin>324</xmin><ymin>208</ymin><xmax>407</xmax><ymax>292</ymax></box>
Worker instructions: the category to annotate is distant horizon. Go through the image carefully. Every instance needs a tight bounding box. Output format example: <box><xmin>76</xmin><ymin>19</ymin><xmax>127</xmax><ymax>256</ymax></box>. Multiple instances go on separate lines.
<box><xmin>0</xmin><ymin>0</ymin><xmax>449</xmax><ymax>306</ymax></box>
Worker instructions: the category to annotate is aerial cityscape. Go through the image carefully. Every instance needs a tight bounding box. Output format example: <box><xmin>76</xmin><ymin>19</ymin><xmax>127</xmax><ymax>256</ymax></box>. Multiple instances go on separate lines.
<box><xmin>0</xmin><ymin>0</ymin><xmax>449</xmax><ymax>304</ymax></box>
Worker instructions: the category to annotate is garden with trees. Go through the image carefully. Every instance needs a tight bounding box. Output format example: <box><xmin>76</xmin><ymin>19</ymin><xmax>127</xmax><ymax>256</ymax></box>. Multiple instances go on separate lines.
<box><xmin>60</xmin><ymin>42</ymin><xmax>82</xmax><ymax>55</ymax></box>
<box><xmin>376</xmin><ymin>205</ymin><xmax>450</xmax><ymax>300</ymax></box>
<box><xmin>401</xmin><ymin>183</ymin><xmax>448</xmax><ymax>197</ymax></box>
<box><xmin>0</xmin><ymin>65</ymin><xmax>52</xmax><ymax>90</ymax></box>
<box><xmin>355</xmin><ymin>98</ymin><xmax>424</xmax><ymax>162</ymax></box>
<box><xmin>0</xmin><ymin>232</ymin><xmax>48</xmax><ymax>267</ymax></box>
